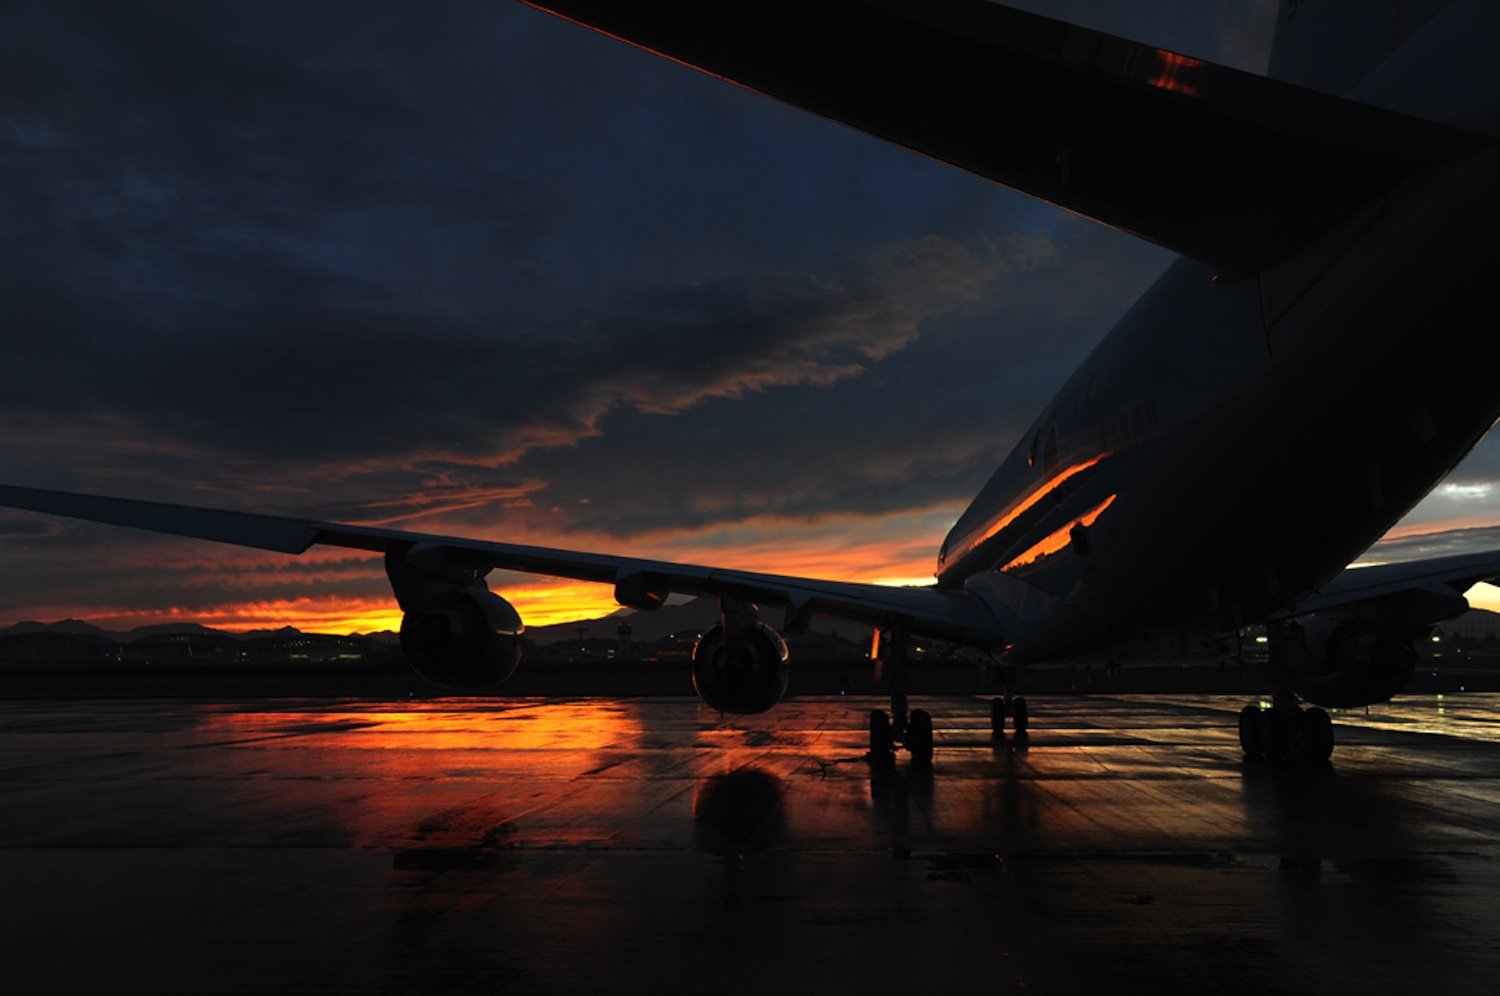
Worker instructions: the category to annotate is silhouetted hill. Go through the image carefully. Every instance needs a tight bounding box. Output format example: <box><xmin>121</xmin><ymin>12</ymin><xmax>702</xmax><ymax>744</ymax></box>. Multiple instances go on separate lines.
<box><xmin>525</xmin><ymin>596</ymin><xmax>874</xmax><ymax>645</ymax></box>
<box><xmin>528</xmin><ymin>598</ymin><xmax>715</xmax><ymax>644</ymax></box>
<box><xmin>0</xmin><ymin>620</ymin><xmax>400</xmax><ymax>643</ymax></box>
<box><xmin>2</xmin><ymin>620</ymin><xmax>243</xmax><ymax>641</ymax></box>
<box><xmin>1440</xmin><ymin>607</ymin><xmax>1500</xmax><ymax>641</ymax></box>
<box><xmin>1</xmin><ymin>619</ymin><xmax>117</xmax><ymax>638</ymax></box>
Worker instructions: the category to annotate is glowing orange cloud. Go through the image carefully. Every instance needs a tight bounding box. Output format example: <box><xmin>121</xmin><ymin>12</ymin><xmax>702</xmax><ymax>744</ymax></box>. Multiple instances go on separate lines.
<box><xmin>47</xmin><ymin>597</ymin><xmax>405</xmax><ymax>636</ymax></box>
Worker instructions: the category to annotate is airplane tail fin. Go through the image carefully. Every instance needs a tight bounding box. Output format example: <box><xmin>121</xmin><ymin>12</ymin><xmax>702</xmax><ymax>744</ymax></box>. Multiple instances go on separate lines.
<box><xmin>523</xmin><ymin>1</ymin><xmax>1487</xmax><ymax>277</ymax></box>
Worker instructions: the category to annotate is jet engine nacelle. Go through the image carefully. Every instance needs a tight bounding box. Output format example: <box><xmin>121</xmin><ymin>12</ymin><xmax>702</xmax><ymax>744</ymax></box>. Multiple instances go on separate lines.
<box><xmin>691</xmin><ymin>621</ymin><xmax>790</xmax><ymax>714</ymax></box>
<box><xmin>400</xmin><ymin>589</ymin><xmax>523</xmax><ymax>690</ymax></box>
<box><xmin>1278</xmin><ymin>616</ymin><xmax>1418</xmax><ymax>709</ymax></box>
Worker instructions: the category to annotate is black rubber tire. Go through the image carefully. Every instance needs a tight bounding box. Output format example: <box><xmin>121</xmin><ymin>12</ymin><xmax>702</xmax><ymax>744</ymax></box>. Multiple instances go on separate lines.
<box><xmin>869</xmin><ymin>709</ymin><xmax>894</xmax><ymax>762</ymax></box>
<box><xmin>1238</xmin><ymin>704</ymin><xmax>1264</xmax><ymax>760</ymax></box>
<box><xmin>1303</xmin><ymin>706</ymin><xmax>1334</xmax><ymax>762</ymax></box>
<box><xmin>1266</xmin><ymin>709</ymin><xmax>1294</xmax><ymax>763</ymax></box>
<box><xmin>1011</xmin><ymin>696</ymin><xmax>1029</xmax><ymax>734</ymax></box>
<box><xmin>990</xmin><ymin>697</ymin><xmax>1006</xmax><ymax>737</ymax></box>
<box><xmin>908</xmin><ymin>709</ymin><xmax>934</xmax><ymax>765</ymax></box>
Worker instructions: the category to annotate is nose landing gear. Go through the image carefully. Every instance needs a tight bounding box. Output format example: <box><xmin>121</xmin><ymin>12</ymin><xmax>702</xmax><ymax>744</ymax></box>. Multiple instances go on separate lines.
<box><xmin>989</xmin><ymin>695</ymin><xmax>1029</xmax><ymax>737</ymax></box>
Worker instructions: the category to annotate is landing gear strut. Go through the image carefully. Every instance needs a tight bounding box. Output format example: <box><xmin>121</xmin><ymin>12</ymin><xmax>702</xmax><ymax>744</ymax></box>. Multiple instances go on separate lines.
<box><xmin>989</xmin><ymin>662</ymin><xmax>1028</xmax><ymax>738</ymax></box>
<box><xmin>1238</xmin><ymin>692</ymin><xmax>1333</xmax><ymax>763</ymax></box>
<box><xmin>867</xmin><ymin>625</ymin><xmax>933</xmax><ymax>766</ymax></box>
<box><xmin>868</xmin><ymin>702</ymin><xmax>933</xmax><ymax>765</ymax></box>
<box><xmin>989</xmin><ymin>694</ymin><xmax>1029</xmax><ymax>737</ymax></box>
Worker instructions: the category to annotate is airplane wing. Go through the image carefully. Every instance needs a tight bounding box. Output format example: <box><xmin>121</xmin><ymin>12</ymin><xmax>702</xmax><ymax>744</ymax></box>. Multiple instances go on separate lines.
<box><xmin>1281</xmin><ymin>549</ymin><xmax>1500</xmax><ymax>625</ymax></box>
<box><xmin>519</xmin><ymin>0</ymin><xmax>1491</xmax><ymax>277</ymax></box>
<box><xmin>0</xmin><ymin>484</ymin><xmax>1006</xmax><ymax>646</ymax></box>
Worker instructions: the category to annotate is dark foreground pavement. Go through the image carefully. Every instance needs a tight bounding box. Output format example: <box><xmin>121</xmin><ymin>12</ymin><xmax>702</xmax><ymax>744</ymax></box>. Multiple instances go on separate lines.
<box><xmin>3</xmin><ymin>694</ymin><xmax>1498</xmax><ymax>993</ymax></box>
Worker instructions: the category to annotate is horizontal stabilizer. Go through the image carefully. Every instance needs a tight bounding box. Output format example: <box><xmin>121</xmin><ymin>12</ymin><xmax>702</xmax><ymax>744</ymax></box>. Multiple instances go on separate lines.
<box><xmin>521</xmin><ymin>0</ymin><xmax>1489</xmax><ymax>275</ymax></box>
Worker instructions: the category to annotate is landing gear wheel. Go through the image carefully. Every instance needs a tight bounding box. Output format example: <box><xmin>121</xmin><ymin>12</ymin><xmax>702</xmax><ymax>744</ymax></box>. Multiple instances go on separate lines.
<box><xmin>1238</xmin><ymin>704</ymin><xmax>1264</xmax><ymax>760</ymax></box>
<box><xmin>1302</xmin><ymin>707</ymin><xmax>1333</xmax><ymax>762</ymax></box>
<box><xmin>1011</xmin><ymin>696</ymin><xmax>1029</xmax><ymax>735</ymax></box>
<box><xmin>990</xmin><ymin>697</ymin><xmax>1007</xmax><ymax>737</ymax></box>
<box><xmin>869</xmin><ymin>709</ymin><xmax>894</xmax><ymax>763</ymax></box>
<box><xmin>907</xmin><ymin>709</ymin><xmax>934</xmax><ymax>765</ymax></box>
<box><xmin>1266</xmin><ymin>709</ymin><xmax>1294</xmax><ymax>763</ymax></box>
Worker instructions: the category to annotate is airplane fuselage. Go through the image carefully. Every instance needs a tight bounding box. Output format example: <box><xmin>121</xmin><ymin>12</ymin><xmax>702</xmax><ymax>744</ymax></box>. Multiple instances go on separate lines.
<box><xmin>934</xmin><ymin>0</ymin><xmax>1500</xmax><ymax>666</ymax></box>
<box><xmin>940</xmin><ymin>142</ymin><xmax>1500</xmax><ymax>663</ymax></box>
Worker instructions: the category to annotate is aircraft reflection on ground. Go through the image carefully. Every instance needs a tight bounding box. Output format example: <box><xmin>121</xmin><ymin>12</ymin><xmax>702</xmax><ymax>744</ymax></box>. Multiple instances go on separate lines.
<box><xmin>692</xmin><ymin>768</ymin><xmax>787</xmax><ymax>853</ymax></box>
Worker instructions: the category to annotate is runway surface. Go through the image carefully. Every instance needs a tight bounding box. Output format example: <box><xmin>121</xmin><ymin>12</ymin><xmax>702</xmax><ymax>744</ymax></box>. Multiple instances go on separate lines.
<box><xmin>4</xmin><ymin>693</ymin><xmax>1499</xmax><ymax>993</ymax></box>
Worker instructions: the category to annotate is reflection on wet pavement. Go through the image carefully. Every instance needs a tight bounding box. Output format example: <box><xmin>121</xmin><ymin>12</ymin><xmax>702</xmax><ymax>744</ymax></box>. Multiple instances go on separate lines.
<box><xmin>3</xmin><ymin>694</ymin><xmax>1500</xmax><ymax>992</ymax></box>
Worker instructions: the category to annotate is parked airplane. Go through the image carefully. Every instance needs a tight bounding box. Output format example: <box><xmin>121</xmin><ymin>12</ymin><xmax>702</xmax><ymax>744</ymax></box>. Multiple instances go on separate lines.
<box><xmin>4</xmin><ymin>1</ymin><xmax>1499</xmax><ymax>764</ymax></box>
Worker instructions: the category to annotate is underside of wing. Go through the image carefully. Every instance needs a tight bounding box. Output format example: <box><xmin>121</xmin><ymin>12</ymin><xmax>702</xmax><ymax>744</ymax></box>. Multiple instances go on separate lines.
<box><xmin>0</xmin><ymin>484</ymin><xmax>1007</xmax><ymax>648</ymax></box>
<box><xmin>520</xmin><ymin>0</ymin><xmax>1489</xmax><ymax>276</ymax></box>
<box><xmin>1284</xmin><ymin>549</ymin><xmax>1500</xmax><ymax>625</ymax></box>
<box><xmin>1248</xmin><ymin>549</ymin><xmax>1500</xmax><ymax>714</ymax></box>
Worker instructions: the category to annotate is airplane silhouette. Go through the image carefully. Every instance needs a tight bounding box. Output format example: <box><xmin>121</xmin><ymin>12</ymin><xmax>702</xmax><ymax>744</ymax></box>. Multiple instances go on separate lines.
<box><xmin>5</xmin><ymin>0</ymin><xmax>1499</xmax><ymax>765</ymax></box>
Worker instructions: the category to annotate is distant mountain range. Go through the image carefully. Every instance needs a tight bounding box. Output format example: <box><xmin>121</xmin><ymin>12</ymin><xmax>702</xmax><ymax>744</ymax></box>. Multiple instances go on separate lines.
<box><xmin>0</xmin><ymin>619</ymin><xmax>397</xmax><ymax>643</ymax></box>
<box><xmin>9</xmin><ymin>602</ymin><xmax>1496</xmax><ymax>645</ymax></box>
<box><xmin>0</xmin><ymin>596</ymin><xmax>874</xmax><ymax>646</ymax></box>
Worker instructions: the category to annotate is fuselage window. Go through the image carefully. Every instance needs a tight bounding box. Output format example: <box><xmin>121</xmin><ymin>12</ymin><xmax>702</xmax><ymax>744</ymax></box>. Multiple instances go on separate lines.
<box><xmin>1043</xmin><ymin>426</ymin><xmax>1059</xmax><ymax>476</ymax></box>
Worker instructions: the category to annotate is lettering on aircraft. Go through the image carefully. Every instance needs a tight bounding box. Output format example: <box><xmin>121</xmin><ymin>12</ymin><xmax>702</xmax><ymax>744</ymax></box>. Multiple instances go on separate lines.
<box><xmin>1096</xmin><ymin>398</ymin><xmax>1160</xmax><ymax>452</ymax></box>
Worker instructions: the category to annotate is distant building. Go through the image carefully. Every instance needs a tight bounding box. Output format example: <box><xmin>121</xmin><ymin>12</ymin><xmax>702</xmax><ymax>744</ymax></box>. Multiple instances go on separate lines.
<box><xmin>125</xmin><ymin>632</ymin><xmax>240</xmax><ymax>664</ymax></box>
<box><xmin>0</xmin><ymin>631</ymin><xmax>119</xmax><ymax>665</ymax></box>
<box><xmin>1440</xmin><ymin>610</ymin><xmax>1500</xmax><ymax>644</ymax></box>
<box><xmin>247</xmin><ymin>633</ymin><xmax>370</xmax><ymax>664</ymax></box>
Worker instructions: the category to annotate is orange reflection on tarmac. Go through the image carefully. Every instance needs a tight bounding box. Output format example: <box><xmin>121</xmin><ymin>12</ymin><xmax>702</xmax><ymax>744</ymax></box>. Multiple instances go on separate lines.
<box><xmin>191</xmin><ymin>699</ymin><xmax>647</xmax><ymax>755</ymax></box>
<box><xmin>189</xmin><ymin>700</ymin><xmax>654</xmax><ymax>848</ymax></box>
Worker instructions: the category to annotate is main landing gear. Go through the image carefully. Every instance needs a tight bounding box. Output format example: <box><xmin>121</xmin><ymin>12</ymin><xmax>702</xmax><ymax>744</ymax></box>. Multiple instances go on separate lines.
<box><xmin>868</xmin><ymin>691</ymin><xmax>933</xmax><ymax>766</ymax></box>
<box><xmin>866</xmin><ymin>625</ymin><xmax>934</xmax><ymax>766</ymax></box>
<box><xmin>1238</xmin><ymin>692</ymin><xmax>1333</xmax><ymax>763</ymax></box>
<box><xmin>989</xmin><ymin>695</ymin><xmax>1029</xmax><ymax>737</ymax></box>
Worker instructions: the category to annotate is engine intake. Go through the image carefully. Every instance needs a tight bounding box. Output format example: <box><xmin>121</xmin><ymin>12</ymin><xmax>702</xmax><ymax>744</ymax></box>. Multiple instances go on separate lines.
<box><xmin>1277</xmin><ymin>616</ymin><xmax>1418</xmax><ymax>708</ymax></box>
<box><xmin>400</xmin><ymin>589</ymin><xmax>523</xmax><ymax>690</ymax></box>
<box><xmin>692</xmin><ymin>621</ymin><xmax>789</xmax><ymax>714</ymax></box>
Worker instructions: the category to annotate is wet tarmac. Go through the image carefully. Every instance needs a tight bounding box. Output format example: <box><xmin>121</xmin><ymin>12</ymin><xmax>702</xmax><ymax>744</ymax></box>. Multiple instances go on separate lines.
<box><xmin>3</xmin><ymin>693</ymin><xmax>1499</xmax><ymax>993</ymax></box>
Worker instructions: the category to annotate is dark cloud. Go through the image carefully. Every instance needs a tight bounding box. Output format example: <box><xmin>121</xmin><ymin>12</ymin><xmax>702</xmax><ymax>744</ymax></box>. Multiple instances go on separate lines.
<box><xmin>0</xmin><ymin>516</ymin><xmax>62</xmax><ymax>541</ymax></box>
<box><xmin>2</xmin><ymin>2</ymin><xmax>1073</xmax><ymax>488</ymax></box>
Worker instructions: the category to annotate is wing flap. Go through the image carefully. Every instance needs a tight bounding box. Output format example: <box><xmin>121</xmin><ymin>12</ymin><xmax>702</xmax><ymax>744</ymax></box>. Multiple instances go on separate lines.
<box><xmin>521</xmin><ymin>0</ymin><xmax>1489</xmax><ymax>275</ymax></box>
